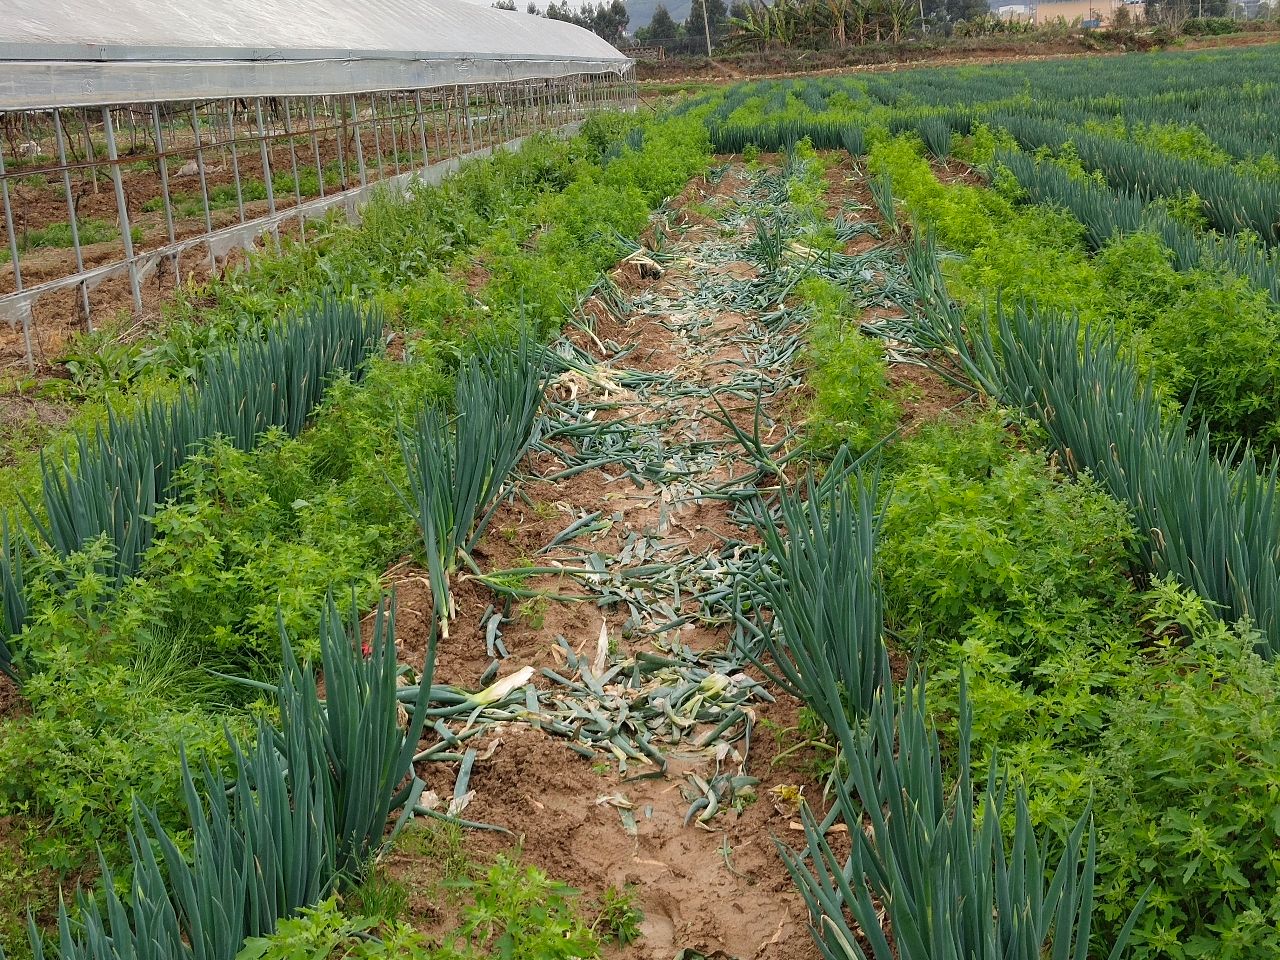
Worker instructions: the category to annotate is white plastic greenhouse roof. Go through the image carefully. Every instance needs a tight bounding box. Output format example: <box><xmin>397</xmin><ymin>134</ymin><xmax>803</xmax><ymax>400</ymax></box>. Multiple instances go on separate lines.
<box><xmin>0</xmin><ymin>0</ymin><xmax>632</xmax><ymax>110</ymax></box>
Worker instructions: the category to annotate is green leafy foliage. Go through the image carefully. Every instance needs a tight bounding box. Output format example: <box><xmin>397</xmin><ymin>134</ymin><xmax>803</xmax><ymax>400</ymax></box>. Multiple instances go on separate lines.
<box><xmin>0</xmin><ymin>300</ymin><xmax>381</xmax><ymax>676</ymax></box>
<box><xmin>869</xmin><ymin>135</ymin><xmax>1280</xmax><ymax>451</ymax></box>
<box><xmin>934</xmin><ymin>298</ymin><xmax>1280</xmax><ymax>654</ymax></box>
<box><xmin>1142</xmin><ymin>278</ymin><xmax>1280</xmax><ymax>449</ymax></box>
<box><xmin>799</xmin><ymin>277</ymin><xmax>898</xmax><ymax>454</ymax></box>
<box><xmin>591</xmin><ymin>887</ymin><xmax>643</xmax><ymax>946</ymax></box>
<box><xmin>1096</xmin><ymin>588</ymin><xmax>1280</xmax><ymax>960</ymax></box>
<box><xmin>995</xmin><ymin>113</ymin><xmax>1280</xmax><ymax>242</ymax></box>
<box><xmin>879</xmin><ymin>411</ymin><xmax>1139</xmax><ymax>667</ymax></box>
<box><xmin>1</xmin><ymin>111</ymin><xmax>715</xmax><ymax>958</ymax></box>
<box><xmin>235</xmin><ymin>898</ymin><xmax>401</xmax><ymax>960</ymax></box>
<box><xmin>0</xmin><ymin>542</ymin><xmax>233</xmax><ymax>859</ymax></box>
<box><xmin>908</xmin><ymin>258</ymin><xmax>1280</xmax><ymax>956</ymax></box>
<box><xmin>449</xmin><ymin>858</ymin><xmax>599</xmax><ymax>960</ymax></box>
<box><xmin>2</xmin><ymin>592</ymin><xmax>433</xmax><ymax>960</ymax></box>
<box><xmin>233</xmin><ymin>856</ymin><xmax>609</xmax><ymax>960</ymax></box>
<box><xmin>141</xmin><ymin>433</ymin><xmax>385</xmax><ymax>663</ymax></box>
<box><xmin>688</xmin><ymin>58</ymin><xmax>1280</xmax><ymax>960</ymax></box>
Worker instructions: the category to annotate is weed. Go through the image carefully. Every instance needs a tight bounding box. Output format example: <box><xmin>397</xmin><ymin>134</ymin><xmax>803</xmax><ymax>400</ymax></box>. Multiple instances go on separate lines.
<box><xmin>519</xmin><ymin>595</ymin><xmax>549</xmax><ymax>630</ymax></box>
<box><xmin>234</xmin><ymin>897</ymin><xmax>431</xmax><ymax>960</ymax></box>
<box><xmin>346</xmin><ymin>872</ymin><xmax>410</xmax><ymax>925</ymax></box>
<box><xmin>396</xmin><ymin>819</ymin><xmax>471</xmax><ymax>887</ymax></box>
<box><xmin>798</xmin><ymin>276</ymin><xmax>898</xmax><ymax>455</ymax></box>
<box><xmin>593</xmin><ymin>886</ymin><xmax>644</xmax><ymax>945</ymax></box>
<box><xmin>532</xmin><ymin>501</ymin><xmax>560</xmax><ymax>520</ymax></box>
<box><xmin>449</xmin><ymin>856</ymin><xmax>600</xmax><ymax>960</ymax></box>
<box><xmin>0</xmin><ymin>217</ymin><xmax>126</xmax><ymax>263</ymax></box>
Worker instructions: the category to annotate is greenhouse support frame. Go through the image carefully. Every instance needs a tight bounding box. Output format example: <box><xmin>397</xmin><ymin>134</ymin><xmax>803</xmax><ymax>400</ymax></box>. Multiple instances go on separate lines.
<box><xmin>1</xmin><ymin>69</ymin><xmax>636</xmax><ymax>368</ymax></box>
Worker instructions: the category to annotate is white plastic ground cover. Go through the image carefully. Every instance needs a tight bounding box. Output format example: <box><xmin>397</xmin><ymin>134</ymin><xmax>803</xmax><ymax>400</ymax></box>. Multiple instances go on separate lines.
<box><xmin>0</xmin><ymin>0</ymin><xmax>632</xmax><ymax>109</ymax></box>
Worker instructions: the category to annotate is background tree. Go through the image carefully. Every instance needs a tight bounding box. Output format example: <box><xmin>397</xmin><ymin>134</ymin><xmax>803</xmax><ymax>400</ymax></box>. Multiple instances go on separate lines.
<box><xmin>648</xmin><ymin>4</ymin><xmax>681</xmax><ymax>38</ymax></box>
<box><xmin>686</xmin><ymin>0</ymin><xmax>731</xmax><ymax>51</ymax></box>
<box><xmin>537</xmin><ymin>0</ymin><xmax>629</xmax><ymax>42</ymax></box>
<box><xmin>875</xmin><ymin>0</ymin><xmax>922</xmax><ymax>40</ymax></box>
<box><xmin>946</xmin><ymin>0</ymin><xmax>991</xmax><ymax>24</ymax></box>
<box><xmin>1146</xmin><ymin>0</ymin><xmax>1194</xmax><ymax>28</ymax></box>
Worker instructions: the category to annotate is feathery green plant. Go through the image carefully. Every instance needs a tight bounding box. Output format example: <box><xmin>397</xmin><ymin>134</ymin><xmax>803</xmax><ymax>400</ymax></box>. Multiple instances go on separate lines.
<box><xmin>916</xmin><ymin>279</ymin><xmax>1280</xmax><ymax>655</ymax></box>
<box><xmin>0</xmin><ymin>300</ymin><xmax>381</xmax><ymax>677</ymax></box>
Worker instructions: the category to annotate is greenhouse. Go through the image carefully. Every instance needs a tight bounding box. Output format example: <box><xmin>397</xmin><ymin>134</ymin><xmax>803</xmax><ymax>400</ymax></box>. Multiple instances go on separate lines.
<box><xmin>0</xmin><ymin>0</ymin><xmax>635</xmax><ymax>367</ymax></box>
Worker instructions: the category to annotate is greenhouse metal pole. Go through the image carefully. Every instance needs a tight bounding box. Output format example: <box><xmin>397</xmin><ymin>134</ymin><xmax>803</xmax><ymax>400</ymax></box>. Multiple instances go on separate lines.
<box><xmin>414</xmin><ymin>90</ymin><xmax>430</xmax><ymax>168</ymax></box>
<box><xmin>255</xmin><ymin>98</ymin><xmax>279</xmax><ymax>250</ymax></box>
<box><xmin>369</xmin><ymin>93</ymin><xmax>386</xmax><ymax>180</ymax></box>
<box><xmin>281</xmin><ymin>100</ymin><xmax>304</xmax><ymax>243</ymax></box>
<box><xmin>306</xmin><ymin>98</ymin><xmax>326</xmax><ymax>198</ymax></box>
<box><xmin>190</xmin><ymin>104</ymin><xmax>216</xmax><ymax>269</ymax></box>
<box><xmin>349</xmin><ymin>95</ymin><xmax>368</xmax><ymax>187</ymax></box>
<box><xmin>386</xmin><ymin>92</ymin><xmax>401</xmax><ymax>177</ymax></box>
<box><xmin>151</xmin><ymin>104</ymin><xmax>178</xmax><ymax>283</ymax></box>
<box><xmin>0</xmin><ymin>142</ymin><xmax>23</xmax><ymax>295</ymax></box>
<box><xmin>463</xmin><ymin>86</ymin><xmax>475</xmax><ymax>154</ymax></box>
<box><xmin>102</xmin><ymin>106</ymin><xmax>143</xmax><ymax>314</ymax></box>
<box><xmin>0</xmin><ymin>139</ymin><xmax>33</xmax><ymax>368</ymax></box>
<box><xmin>334</xmin><ymin>100</ymin><xmax>349</xmax><ymax>189</ymax></box>
<box><xmin>225</xmin><ymin>102</ymin><xmax>247</xmax><ymax>223</ymax></box>
<box><xmin>82</xmin><ymin>109</ymin><xmax>100</xmax><ymax>195</ymax></box>
<box><xmin>53</xmin><ymin>110</ymin><xmax>92</xmax><ymax>324</ymax></box>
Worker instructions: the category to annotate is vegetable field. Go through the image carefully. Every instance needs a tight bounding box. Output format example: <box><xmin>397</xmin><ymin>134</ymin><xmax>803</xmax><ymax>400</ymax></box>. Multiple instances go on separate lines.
<box><xmin>3</xmin><ymin>40</ymin><xmax>1280</xmax><ymax>960</ymax></box>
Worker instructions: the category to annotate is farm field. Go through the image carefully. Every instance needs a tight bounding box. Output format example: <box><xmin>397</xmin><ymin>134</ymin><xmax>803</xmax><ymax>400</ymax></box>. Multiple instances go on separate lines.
<box><xmin>2</xmin><ymin>40</ymin><xmax>1280</xmax><ymax>960</ymax></box>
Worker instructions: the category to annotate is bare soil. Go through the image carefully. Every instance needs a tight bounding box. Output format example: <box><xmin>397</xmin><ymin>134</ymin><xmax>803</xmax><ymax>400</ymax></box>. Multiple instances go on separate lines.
<box><xmin>370</xmin><ymin>153</ymin><xmax>978</xmax><ymax>959</ymax></box>
<box><xmin>376</xmin><ymin>163</ymin><xmax>847</xmax><ymax>959</ymax></box>
<box><xmin>636</xmin><ymin>30</ymin><xmax>1280</xmax><ymax>86</ymax></box>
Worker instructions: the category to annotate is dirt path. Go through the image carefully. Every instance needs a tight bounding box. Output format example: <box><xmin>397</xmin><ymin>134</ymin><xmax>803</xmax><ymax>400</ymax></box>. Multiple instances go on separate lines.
<box><xmin>377</xmin><ymin>156</ymin><xmax>930</xmax><ymax>959</ymax></box>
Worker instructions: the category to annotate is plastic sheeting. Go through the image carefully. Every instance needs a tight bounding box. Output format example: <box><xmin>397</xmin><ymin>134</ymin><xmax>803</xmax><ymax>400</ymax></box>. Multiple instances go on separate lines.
<box><xmin>0</xmin><ymin>0</ymin><xmax>632</xmax><ymax>109</ymax></box>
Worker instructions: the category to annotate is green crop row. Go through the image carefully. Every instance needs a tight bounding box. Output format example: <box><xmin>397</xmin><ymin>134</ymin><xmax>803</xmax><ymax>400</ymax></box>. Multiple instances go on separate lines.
<box><xmin>760</xmin><ymin>139</ymin><xmax>1280</xmax><ymax>957</ymax></box>
<box><xmin>990</xmin><ymin>112</ymin><xmax>1280</xmax><ymax>243</ymax></box>
<box><xmin>897</xmin><ymin>243</ymin><xmax>1280</xmax><ymax>958</ymax></box>
<box><xmin>725</xmin><ymin>149</ymin><xmax>1137</xmax><ymax>960</ymax></box>
<box><xmin>0</xmin><ymin>300</ymin><xmax>381</xmax><ymax>679</ymax></box>
<box><xmin>991</xmin><ymin>148</ymin><xmax>1280</xmax><ymax>305</ymax></box>
<box><xmin>718</xmin><ymin>128</ymin><xmax>1280</xmax><ymax>958</ymax></box>
<box><xmin>0</xmin><ymin>111</ymin><xmax>712</xmax><ymax>957</ymax></box>
<box><xmin>0</xmin><ymin>596</ymin><xmax>433</xmax><ymax>960</ymax></box>
<box><xmin>861</xmin><ymin>135</ymin><xmax>1280</xmax><ymax>452</ymax></box>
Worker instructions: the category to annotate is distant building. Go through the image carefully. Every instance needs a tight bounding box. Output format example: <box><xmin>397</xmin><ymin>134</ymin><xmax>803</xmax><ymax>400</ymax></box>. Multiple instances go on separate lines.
<box><xmin>1028</xmin><ymin>0</ymin><xmax>1129</xmax><ymax>24</ymax></box>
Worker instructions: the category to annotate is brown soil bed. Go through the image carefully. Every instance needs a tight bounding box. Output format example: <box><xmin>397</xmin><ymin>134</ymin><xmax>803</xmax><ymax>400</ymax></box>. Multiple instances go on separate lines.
<box><xmin>376</xmin><ymin>162</ymin><xmax>841</xmax><ymax>959</ymax></box>
<box><xmin>636</xmin><ymin>30</ymin><xmax>1279</xmax><ymax>85</ymax></box>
